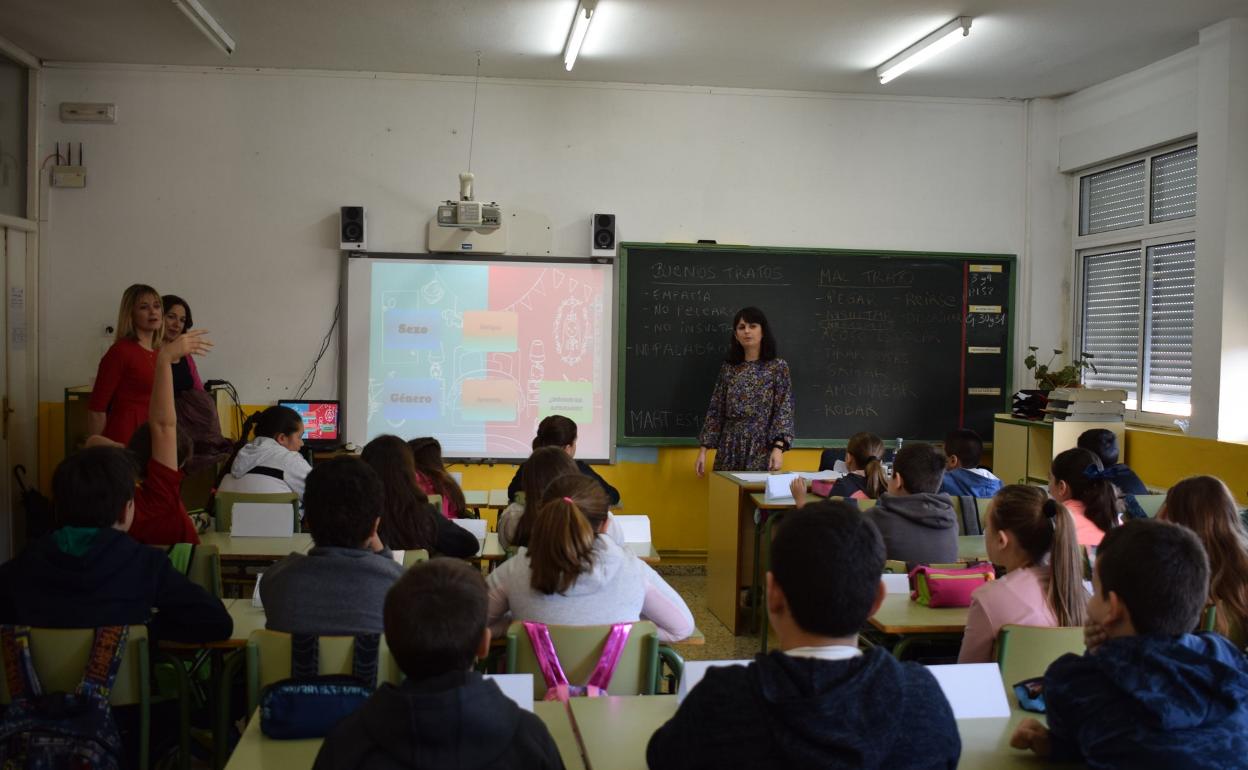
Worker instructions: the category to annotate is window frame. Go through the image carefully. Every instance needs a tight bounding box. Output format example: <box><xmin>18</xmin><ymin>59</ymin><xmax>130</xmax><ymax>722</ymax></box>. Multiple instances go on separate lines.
<box><xmin>1071</xmin><ymin>140</ymin><xmax>1197</xmax><ymax>428</ymax></box>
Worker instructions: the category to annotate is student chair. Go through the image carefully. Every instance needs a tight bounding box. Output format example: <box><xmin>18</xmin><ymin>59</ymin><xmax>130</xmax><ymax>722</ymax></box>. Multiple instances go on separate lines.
<box><xmin>504</xmin><ymin>620</ymin><xmax>682</xmax><ymax>698</ymax></box>
<box><xmin>996</xmin><ymin>624</ymin><xmax>1085</xmax><ymax>700</ymax></box>
<box><xmin>214</xmin><ymin>491</ymin><xmax>300</xmax><ymax>534</ymax></box>
<box><xmin>401</xmin><ymin>549</ymin><xmax>430</xmax><ymax>568</ymax></box>
<box><xmin>166</xmin><ymin>543</ymin><xmax>223</xmax><ymax>599</ymax></box>
<box><xmin>1132</xmin><ymin>494</ymin><xmax>1167</xmax><ymax>517</ymax></box>
<box><xmin>0</xmin><ymin>626</ymin><xmax>152</xmax><ymax>770</ymax></box>
<box><xmin>245</xmin><ymin>629</ymin><xmax>402</xmax><ymax>713</ymax></box>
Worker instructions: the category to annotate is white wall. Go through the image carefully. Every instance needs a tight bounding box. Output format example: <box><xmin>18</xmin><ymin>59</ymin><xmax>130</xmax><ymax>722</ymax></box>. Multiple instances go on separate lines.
<box><xmin>37</xmin><ymin>66</ymin><xmax>1034</xmax><ymax>405</ymax></box>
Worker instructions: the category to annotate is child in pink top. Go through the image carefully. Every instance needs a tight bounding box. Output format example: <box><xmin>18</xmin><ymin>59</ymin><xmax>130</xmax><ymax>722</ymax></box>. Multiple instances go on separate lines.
<box><xmin>959</xmin><ymin>485</ymin><xmax>1089</xmax><ymax>663</ymax></box>
<box><xmin>408</xmin><ymin>437</ymin><xmax>467</xmax><ymax>520</ymax></box>
<box><xmin>1049</xmin><ymin>448</ymin><xmax>1121</xmax><ymax>548</ymax></box>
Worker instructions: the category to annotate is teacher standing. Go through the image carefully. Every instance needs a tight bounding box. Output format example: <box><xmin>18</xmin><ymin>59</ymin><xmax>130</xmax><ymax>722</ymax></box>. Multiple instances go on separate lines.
<box><xmin>87</xmin><ymin>284</ymin><xmax>164</xmax><ymax>445</ymax></box>
<box><xmin>695</xmin><ymin>307</ymin><xmax>795</xmax><ymax>475</ymax></box>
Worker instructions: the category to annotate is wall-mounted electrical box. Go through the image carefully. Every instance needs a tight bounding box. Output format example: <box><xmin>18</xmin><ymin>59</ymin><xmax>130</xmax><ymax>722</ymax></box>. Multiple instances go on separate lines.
<box><xmin>51</xmin><ymin>166</ymin><xmax>86</xmax><ymax>188</ymax></box>
<box><xmin>60</xmin><ymin>103</ymin><xmax>116</xmax><ymax>123</ymax></box>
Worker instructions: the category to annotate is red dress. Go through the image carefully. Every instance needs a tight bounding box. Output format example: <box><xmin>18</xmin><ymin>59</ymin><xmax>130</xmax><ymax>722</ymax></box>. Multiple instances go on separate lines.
<box><xmin>88</xmin><ymin>338</ymin><xmax>158</xmax><ymax>445</ymax></box>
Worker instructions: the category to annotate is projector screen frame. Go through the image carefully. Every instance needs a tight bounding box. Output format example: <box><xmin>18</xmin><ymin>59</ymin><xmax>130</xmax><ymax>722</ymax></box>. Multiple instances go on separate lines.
<box><xmin>341</xmin><ymin>251</ymin><xmax>618</xmax><ymax>465</ymax></box>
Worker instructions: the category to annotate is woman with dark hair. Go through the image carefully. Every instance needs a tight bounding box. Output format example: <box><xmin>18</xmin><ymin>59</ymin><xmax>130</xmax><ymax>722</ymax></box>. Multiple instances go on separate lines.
<box><xmin>161</xmin><ymin>294</ymin><xmax>203</xmax><ymax>393</ymax></box>
<box><xmin>361</xmin><ymin>435</ymin><xmax>478</xmax><ymax>558</ymax></box>
<box><xmin>162</xmin><ymin>294</ymin><xmax>233</xmax><ymax>473</ymax></box>
<box><xmin>505</xmin><ymin>414</ymin><xmax>621</xmax><ymax>504</ymax></box>
<box><xmin>695</xmin><ymin>307</ymin><xmax>795</xmax><ymax>474</ymax></box>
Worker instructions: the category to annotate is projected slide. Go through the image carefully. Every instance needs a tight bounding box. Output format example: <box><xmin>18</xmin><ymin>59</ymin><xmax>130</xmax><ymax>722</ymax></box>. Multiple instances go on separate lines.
<box><xmin>349</xmin><ymin>259</ymin><xmax>613</xmax><ymax>459</ymax></box>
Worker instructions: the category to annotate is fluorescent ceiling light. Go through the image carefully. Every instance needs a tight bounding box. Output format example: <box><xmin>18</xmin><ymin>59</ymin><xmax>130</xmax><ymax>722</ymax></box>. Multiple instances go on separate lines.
<box><xmin>171</xmin><ymin>0</ymin><xmax>235</xmax><ymax>56</ymax></box>
<box><xmin>563</xmin><ymin>0</ymin><xmax>598</xmax><ymax>72</ymax></box>
<box><xmin>877</xmin><ymin>16</ymin><xmax>971</xmax><ymax>85</ymax></box>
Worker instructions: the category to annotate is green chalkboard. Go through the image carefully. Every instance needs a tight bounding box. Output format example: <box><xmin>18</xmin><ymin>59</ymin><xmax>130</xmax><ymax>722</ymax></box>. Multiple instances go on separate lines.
<box><xmin>617</xmin><ymin>243</ymin><xmax>1016</xmax><ymax>446</ymax></box>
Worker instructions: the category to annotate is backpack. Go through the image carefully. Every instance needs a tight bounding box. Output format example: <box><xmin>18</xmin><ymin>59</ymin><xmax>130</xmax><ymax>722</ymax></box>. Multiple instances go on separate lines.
<box><xmin>523</xmin><ymin>621</ymin><xmax>632</xmax><ymax>701</ymax></box>
<box><xmin>0</xmin><ymin>625</ymin><xmax>128</xmax><ymax>770</ymax></box>
<box><xmin>259</xmin><ymin>633</ymin><xmax>380</xmax><ymax>739</ymax></box>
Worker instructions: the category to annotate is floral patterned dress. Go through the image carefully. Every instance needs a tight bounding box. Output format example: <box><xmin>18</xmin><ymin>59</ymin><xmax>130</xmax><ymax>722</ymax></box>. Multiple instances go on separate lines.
<box><xmin>699</xmin><ymin>358</ymin><xmax>795</xmax><ymax>471</ymax></box>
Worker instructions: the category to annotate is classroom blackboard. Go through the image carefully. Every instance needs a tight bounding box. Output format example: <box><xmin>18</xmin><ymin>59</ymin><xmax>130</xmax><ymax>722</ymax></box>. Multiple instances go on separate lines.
<box><xmin>617</xmin><ymin>243</ymin><xmax>1015</xmax><ymax>445</ymax></box>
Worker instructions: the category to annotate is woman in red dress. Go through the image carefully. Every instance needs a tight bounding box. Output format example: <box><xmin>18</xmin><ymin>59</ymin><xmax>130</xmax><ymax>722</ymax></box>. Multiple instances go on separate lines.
<box><xmin>87</xmin><ymin>284</ymin><xmax>164</xmax><ymax>445</ymax></box>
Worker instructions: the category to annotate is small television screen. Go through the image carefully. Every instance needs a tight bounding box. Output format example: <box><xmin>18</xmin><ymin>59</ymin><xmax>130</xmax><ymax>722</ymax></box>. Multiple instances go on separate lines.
<box><xmin>278</xmin><ymin>400</ymin><xmax>340</xmax><ymax>443</ymax></box>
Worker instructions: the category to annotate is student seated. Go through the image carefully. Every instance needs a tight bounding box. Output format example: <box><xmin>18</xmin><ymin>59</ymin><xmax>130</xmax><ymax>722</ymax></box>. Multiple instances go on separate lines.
<box><xmin>1011</xmin><ymin>519</ymin><xmax>1248</xmax><ymax>767</ymax></box>
<box><xmin>0</xmin><ymin>446</ymin><xmax>232</xmax><ymax>641</ymax></box>
<box><xmin>939</xmin><ymin>428</ymin><xmax>1002</xmax><ymax>499</ymax></box>
<box><xmin>218</xmin><ymin>405</ymin><xmax>312</xmax><ymax>500</ymax></box>
<box><xmin>506</xmin><ymin>415</ymin><xmax>620</xmax><ymax>505</ymax></box>
<box><xmin>486</xmin><ymin>476</ymin><xmax>694</xmax><ymax>642</ymax></box>
<box><xmin>1077</xmin><ymin>428</ymin><xmax>1147</xmax><ymax>495</ymax></box>
<box><xmin>361</xmin><ymin>435</ymin><xmax>479</xmax><ymax>558</ymax></box>
<box><xmin>1050</xmin><ymin>447</ymin><xmax>1121</xmax><ymax>548</ymax></box>
<box><xmin>87</xmin><ymin>331</ymin><xmax>209</xmax><ymax>545</ymax></box>
<box><xmin>0</xmin><ymin>444</ymin><xmax>232</xmax><ymax>770</ymax></box>
<box><xmin>261</xmin><ymin>456</ymin><xmax>403</xmax><ymax>636</ymax></box>
<box><xmin>829</xmin><ymin>432</ymin><xmax>889</xmax><ymax>499</ymax></box>
<box><xmin>958</xmin><ymin>486</ymin><xmax>1087</xmax><ymax>663</ymax></box>
<box><xmin>647</xmin><ymin>501</ymin><xmax>960</xmax><ymax>770</ymax></box>
<box><xmin>870</xmin><ymin>443</ymin><xmax>958</xmax><ymax>565</ymax></box>
<box><xmin>498</xmin><ymin>446</ymin><xmax>579</xmax><ymax>549</ymax></box>
<box><xmin>313</xmin><ymin>559</ymin><xmax>564</xmax><ymax>770</ymax></box>
<box><xmin>408</xmin><ymin>436</ymin><xmax>468</xmax><ymax>520</ymax></box>
<box><xmin>1159</xmin><ymin>476</ymin><xmax>1248</xmax><ymax>647</ymax></box>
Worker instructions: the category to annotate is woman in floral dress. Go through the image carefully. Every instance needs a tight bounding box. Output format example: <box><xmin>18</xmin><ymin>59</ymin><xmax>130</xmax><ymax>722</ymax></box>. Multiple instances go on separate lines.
<box><xmin>695</xmin><ymin>307</ymin><xmax>795</xmax><ymax>474</ymax></box>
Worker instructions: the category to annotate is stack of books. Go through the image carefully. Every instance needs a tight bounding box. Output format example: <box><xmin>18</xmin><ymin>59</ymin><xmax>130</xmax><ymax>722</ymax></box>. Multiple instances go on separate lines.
<box><xmin>1043</xmin><ymin>388</ymin><xmax>1128</xmax><ymax>422</ymax></box>
<box><xmin>1012</xmin><ymin>390</ymin><xmax>1049</xmax><ymax>420</ymax></box>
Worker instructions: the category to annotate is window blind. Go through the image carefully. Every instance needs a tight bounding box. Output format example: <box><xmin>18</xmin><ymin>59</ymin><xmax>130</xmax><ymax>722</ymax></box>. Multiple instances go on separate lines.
<box><xmin>1150</xmin><ymin>146</ymin><xmax>1197</xmax><ymax>223</ymax></box>
<box><xmin>1079</xmin><ymin>160</ymin><xmax>1146</xmax><ymax>235</ymax></box>
<box><xmin>1081</xmin><ymin>248</ymin><xmax>1141</xmax><ymax>399</ymax></box>
<box><xmin>1143</xmin><ymin>240</ymin><xmax>1195</xmax><ymax>414</ymax></box>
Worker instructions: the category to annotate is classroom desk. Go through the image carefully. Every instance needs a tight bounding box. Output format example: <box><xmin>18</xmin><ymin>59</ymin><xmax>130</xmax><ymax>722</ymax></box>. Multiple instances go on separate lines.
<box><xmin>958</xmin><ymin>535</ymin><xmax>988</xmax><ymax>561</ymax></box>
<box><xmin>199</xmin><ymin>532</ymin><xmax>314</xmax><ymax>560</ymax></box>
<box><xmin>707</xmin><ymin>472</ymin><xmax>768</xmax><ymax>634</ymax></box>
<box><xmin>869</xmin><ymin>594</ymin><xmax>970</xmax><ymax>635</ymax></box>
<box><xmin>223</xmin><ymin>701</ymin><xmax>584</xmax><ymax>769</ymax></box>
<box><xmin>569</xmin><ymin>695</ymin><xmax>678</xmax><ymax>770</ymax></box>
<box><xmin>478</xmin><ymin>532</ymin><xmax>660</xmax><ymax>565</ymax></box>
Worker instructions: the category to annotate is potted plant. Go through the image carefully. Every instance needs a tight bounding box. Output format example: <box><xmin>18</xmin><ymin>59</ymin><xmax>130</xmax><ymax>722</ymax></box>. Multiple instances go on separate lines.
<box><xmin>1024</xmin><ymin>347</ymin><xmax>1098</xmax><ymax>391</ymax></box>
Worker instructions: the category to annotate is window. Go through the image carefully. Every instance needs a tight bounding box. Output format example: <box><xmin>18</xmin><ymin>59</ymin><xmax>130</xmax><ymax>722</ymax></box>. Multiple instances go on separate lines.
<box><xmin>1075</xmin><ymin>144</ymin><xmax>1196</xmax><ymax>419</ymax></box>
<box><xmin>0</xmin><ymin>53</ymin><xmax>27</xmax><ymax>219</ymax></box>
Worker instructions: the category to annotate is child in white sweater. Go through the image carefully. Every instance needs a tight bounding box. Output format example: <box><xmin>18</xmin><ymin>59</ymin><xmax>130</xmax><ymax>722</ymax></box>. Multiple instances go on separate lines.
<box><xmin>486</xmin><ymin>475</ymin><xmax>694</xmax><ymax>642</ymax></box>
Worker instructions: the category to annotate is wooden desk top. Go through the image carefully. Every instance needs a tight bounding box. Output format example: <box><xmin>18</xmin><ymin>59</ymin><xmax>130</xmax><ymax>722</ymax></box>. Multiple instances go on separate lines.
<box><xmin>199</xmin><ymin>532</ymin><xmax>314</xmax><ymax>560</ymax></box>
<box><xmin>868</xmin><ymin>594</ymin><xmax>969</xmax><ymax>635</ymax></box>
<box><xmin>223</xmin><ymin>702</ymin><xmax>582</xmax><ymax>769</ymax></box>
<box><xmin>568</xmin><ymin>696</ymin><xmax>678</xmax><ymax>770</ymax></box>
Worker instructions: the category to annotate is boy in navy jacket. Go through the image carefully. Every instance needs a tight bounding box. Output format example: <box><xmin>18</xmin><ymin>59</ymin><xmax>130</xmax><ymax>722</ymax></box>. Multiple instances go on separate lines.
<box><xmin>939</xmin><ymin>429</ymin><xmax>1002</xmax><ymax>498</ymax></box>
<box><xmin>1012</xmin><ymin>519</ymin><xmax>1248</xmax><ymax>769</ymax></box>
<box><xmin>647</xmin><ymin>502</ymin><xmax>960</xmax><ymax>770</ymax></box>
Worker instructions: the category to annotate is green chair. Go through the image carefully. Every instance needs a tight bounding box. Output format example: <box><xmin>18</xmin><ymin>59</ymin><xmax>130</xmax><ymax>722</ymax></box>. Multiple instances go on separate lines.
<box><xmin>996</xmin><ymin>624</ymin><xmax>1085</xmax><ymax>701</ymax></box>
<box><xmin>976</xmin><ymin>498</ymin><xmax>995</xmax><ymax>528</ymax></box>
<box><xmin>0</xmin><ymin>627</ymin><xmax>152</xmax><ymax>769</ymax></box>
<box><xmin>402</xmin><ymin>549</ymin><xmax>430</xmax><ymax>568</ymax></box>
<box><xmin>504</xmin><ymin>620</ymin><xmax>680</xmax><ymax>698</ymax></box>
<box><xmin>856</xmin><ymin>498</ymin><xmax>878</xmax><ymax>510</ymax></box>
<box><xmin>1133</xmin><ymin>495</ymin><xmax>1167</xmax><ymax>517</ymax></box>
<box><xmin>245</xmin><ymin>629</ymin><xmax>402</xmax><ymax>713</ymax></box>
<box><xmin>182</xmin><ymin>543</ymin><xmax>223</xmax><ymax>598</ymax></box>
<box><xmin>214</xmin><ymin>491</ymin><xmax>300</xmax><ymax>533</ymax></box>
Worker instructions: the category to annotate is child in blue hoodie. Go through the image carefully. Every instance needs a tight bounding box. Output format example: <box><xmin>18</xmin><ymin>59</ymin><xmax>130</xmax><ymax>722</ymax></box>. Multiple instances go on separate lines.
<box><xmin>939</xmin><ymin>429</ymin><xmax>1002</xmax><ymax>498</ymax></box>
<box><xmin>647</xmin><ymin>501</ymin><xmax>960</xmax><ymax>770</ymax></box>
<box><xmin>1011</xmin><ymin>519</ymin><xmax>1248</xmax><ymax>769</ymax></box>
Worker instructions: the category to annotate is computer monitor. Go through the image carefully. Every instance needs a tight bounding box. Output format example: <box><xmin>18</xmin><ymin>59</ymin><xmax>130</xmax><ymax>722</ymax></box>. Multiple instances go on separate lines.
<box><xmin>277</xmin><ymin>400</ymin><xmax>341</xmax><ymax>448</ymax></box>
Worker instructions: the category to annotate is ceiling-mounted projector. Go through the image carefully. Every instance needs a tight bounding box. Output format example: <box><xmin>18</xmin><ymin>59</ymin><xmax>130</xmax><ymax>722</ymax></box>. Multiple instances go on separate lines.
<box><xmin>436</xmin><ymin>172</ymin><xmax>501</xmax><ymax>231</ymax></box>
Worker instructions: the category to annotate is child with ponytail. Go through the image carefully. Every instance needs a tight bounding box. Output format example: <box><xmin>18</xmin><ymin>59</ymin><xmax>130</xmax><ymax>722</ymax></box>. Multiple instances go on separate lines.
<box><xmin>407</xmin><ymin>437</ymin><xmax>469</xmax><ymax>520</ymax></box>
<box><xmin>958</xmin><ymin>485</ymin><xmax>1088</xmax><ymax>663</ymax></box>
<box><xmin>217</xmin><ymin>405</ymin><xmax>312</xmax><ymax>499</ymax></box>
<box><xmin>828</xmin><ymin>432</ymin><xmax>889</xmax><ymax>499</ymax></box>
<box><xmin>486</xmin><ymin>475</ymin><xmax>694</xmax><ymax>642</ymax></box>
<box><xmin>1050</xmin><ymin>448</ymin><xmax>1122</xmax><ymax>547</ymax></box>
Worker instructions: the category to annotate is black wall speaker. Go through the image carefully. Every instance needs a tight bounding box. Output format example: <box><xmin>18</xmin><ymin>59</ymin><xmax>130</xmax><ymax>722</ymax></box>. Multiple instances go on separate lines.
<box><xmin>591</xmin><ymin>213</ymin><xmax>616</xmax><ymax>257</ymax></box>
<box><xmin>340</xmin><ymin>206</ymin><xmax>366</xmax><ymax>250</ymax></box>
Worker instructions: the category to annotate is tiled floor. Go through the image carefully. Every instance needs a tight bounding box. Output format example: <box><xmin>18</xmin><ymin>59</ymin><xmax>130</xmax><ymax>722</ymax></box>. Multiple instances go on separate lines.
<box><xmin>662</xmin><ymin>570</ymin><xmax>776</xmax><ymax>661</ymax></box>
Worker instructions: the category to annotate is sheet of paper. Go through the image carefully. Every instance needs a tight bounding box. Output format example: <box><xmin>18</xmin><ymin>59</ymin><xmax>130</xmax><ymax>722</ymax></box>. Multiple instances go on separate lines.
<box><xmin>231</xmin><ymin>502</ymin><xmax>295</xmax><ymax>538</ymax></box>
<box><xmin>613</xmin><ymin>514</ymin><xmax>652</xmax><ymax>544</ymax></box>
<box><xmin>764</xmin><ymin>473</ymin><xmax>799</xmax><ymax>501</ymax></box>
<box><xmin>251</xmin><ymin>572</ymin><xmax>263</xmax><ymax>608</ymax></box>
<box><xmin>485</xmin><ymin>674</ymin><xmax>534</xmax><ymax>712</ymax></box>
<box><xmin>391</xmin><ymin>549</ymin><xmax>406</xmax><ymax>565</ymax></box>
<box><xmin>731</xmin><ymin>472</ymin><xmax>773</xmax><ymax>482</ymax></box>
<box><xmin>678</xmin><ymin>660</ymin><xmax>754</xmax><ymax>703</ymax></box>
<box><xmin>452</xmin><ymin>518</ymin><xmax>487</xmax><ymax>555</ymax></box>
<box><xmin>925</xmin><ymin>663</ymin><xmax>1011</xmax><ymax>719</ymax></box>
<box><xmin>881</xmin><ymin>574</ymin><xmax>910</xmax><ymax>594</ymax></box>
<box><xmin>795</xmin><ymin>470</ymin><xmax>840</xmax><ymax>481</ymax></box>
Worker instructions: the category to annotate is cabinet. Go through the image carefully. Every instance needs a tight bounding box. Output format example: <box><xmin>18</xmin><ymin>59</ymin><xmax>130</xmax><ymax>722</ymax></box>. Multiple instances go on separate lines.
<box><xmin>992</xmin><ymin>414</ymin><xmax>1126</xmax><ymax>485</ymax></box>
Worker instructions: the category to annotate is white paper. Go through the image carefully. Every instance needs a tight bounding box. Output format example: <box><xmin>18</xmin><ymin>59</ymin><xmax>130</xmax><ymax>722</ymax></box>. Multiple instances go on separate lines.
<box><xmin>731</xmin><ymin>472</ymin><xmax>773</xmax><ymax>482</ymax></box>
<box><xmin>795</xmin><ymin>470</ymin><xmax>840</xmax><ymax>481</ymax></box>
<box><xmin>485</xmin><ymin>674</ymin><xmax>535</xmax><ymax>712</ymax></box>
<box><xmin>678</xmin><ymin>660</ymin><xmax>753</xmax><ymax>703</ymax></box>
<box><xmin>764</xmin><ymin>473</ymin><xmax>799</xmax><ymax>502</ymax></box>
<box><xmin>452</xmin><ymin>518</ymin><xmax>488</xmax><ymax>555</ymax></box>
<box><xmin>613</xmin><ymin>515</ymin><xmax>651</xmax><ymax>545</ymax></box>
<box><xmin>251</xmin><ymin>573</ymin><xmax>263</xmax><ymax>608</ymax></box>
<box><xmin>230</xmin><ymin>503</ymin><xmax>295</xmax><ymax>538</ymax></box>
<box><xmin>391</xmin><ymin>549</ymin><xmax>406</xmax><ymax>565</ymax></box>
<box><xmin>450</xmin><ymin>471</ymin><xmax>463</xmax><ymax>485</ymax></box>
<box><xmin>925</xmin><ymin>663</ymin><xmax>1011</xmax><ymax>719</ymax></box>
<box><xmin>881</xmin><ymin>574</ymin><xmax>910</xmax><ymax>594</ymax></box>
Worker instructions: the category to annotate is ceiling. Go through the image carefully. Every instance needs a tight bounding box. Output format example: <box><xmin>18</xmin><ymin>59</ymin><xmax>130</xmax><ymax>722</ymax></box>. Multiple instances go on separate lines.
<box><xmin>1</xmin><ymin>0</ymin><xmax>1243</xmax><ymax>98</ymax></box>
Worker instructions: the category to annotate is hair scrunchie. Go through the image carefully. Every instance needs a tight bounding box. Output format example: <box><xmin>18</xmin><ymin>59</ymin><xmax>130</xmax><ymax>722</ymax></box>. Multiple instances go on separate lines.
<box><xmin>562</xmin><ymin>496</ymin><xmax>575</xmax><ymax>504</ymax></box>
<box><xmin>864</xmin><ymin>455</ymin><xmax>878</xmax><ymax>464</ymax></box>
